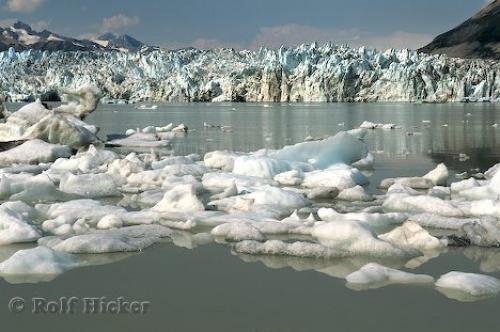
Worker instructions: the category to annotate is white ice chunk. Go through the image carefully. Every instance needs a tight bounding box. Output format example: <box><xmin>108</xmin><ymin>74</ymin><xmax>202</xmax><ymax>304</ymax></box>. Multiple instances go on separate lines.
<box><xmin>234</xmin><ymin>239</ymin><xmax>334</xmax><ymax>258</ymax></box>
<box><xmin>38</xmin><ymin>225</ymin><xmax>172</xmax><ymax>253</ymax></box>
<box><xmin>408</xmin><ymin>213</ymin><xmax>477</xmax><ymax>230</ymax></box>
<box><xmin>311</xmin><ymin>220</ymin><xmax>414</xmax><ymax>257</ymax></box>
<box><xmin>203</xmin><ymin>150</ymin><xmax>242</xmax><ymax>171</ymax></box>
<box><xmin>0</xmin><ymin>139</ymin><xmax>71</xmax><ymax>166</ymax></box>
<box><xmin>378</xmin><ymin>221</ymin><xmax>447</xmax><ymax>251</ymax></box>
<box><xmin>152</xmin><ymin>184</ymin><xmax>205</xmax><ymax>213</ymax></box>
<box><xmin>302</xmin><ymin>164</ymin><xmax>368</xmax><ymax>190</ymax></box>
<box><xmin>211</xmin><ymin>222</ymin><xmax>265</xmax><ymax>241</ymax></box>
<box><xmin>423</xmin><ymin>163</ymin><xmax>449</xmax><ymax>186</ymax></box>
<box><xmin>59</xmin><ymin>173</ymin><xmax>120</xmax><ymax>198</ymax></box>
<box><xmin>383</xmin><ymin>194</ymin><xmax>464</xmax><ymax>217</ymax></box>
<box><xmin>317</xmin><ymin>208</ymin><xmax>406</xmax><ymax>232</ymax></box>
<box><xmin>202</xmin><ymin>172</ymin><xmax>276</xmax><ymax>192</ymax></box>
<box><xmin>0</xmin><ymin>246</ymin><xmax>77</xmax><ymax>282</ymax></box>
<box><xmin>233</xmin><ymin>156</ymin><xmax>292</xmax><ymax>178</ymax></box>
<box><xmin>267</xmin><ymin>131</ymin><xmax>368</xmax><ymax>169</ymax></box>
<box><xmin>0</xmin><ymin>206</ymin><xmax>41</xmax><ymax>245</ymax></box>
<box><xmin>274</xmin><ymin>170</ymin><xmax>304</xmax><ymax>186</ymax></box>
<box><xmin>346</xmin><ymin>262</ymin><xmax>433</xmax><ymax>290</ymax></box>
<box><xmin>435</xmin><ymin>271</ymin><xmax>500</xmax><ymax>301</ymax></box>
<box><xmin>337</xmin><ymin>185</ymin><xmax>373</xmax><ymax>202</ymax></box>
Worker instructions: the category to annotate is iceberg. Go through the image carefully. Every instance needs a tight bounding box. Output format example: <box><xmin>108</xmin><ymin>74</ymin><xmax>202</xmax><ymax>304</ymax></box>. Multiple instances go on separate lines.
<box><xmin>345</xmin><ymin>262</ymin><xmax>434</xmax><ymax>290</ymax></box>
<box><xmin>0</xmin><ymin>246</ymin><xmax>77</xmax><ymax>283</ymax></box>
<box><xmin>0</xmin><ymin>87</ymin><xmax>101</xmax><ymax>148</ymax></box>
<box><xmin>435</xmin><ymin>271</ymin><xmax>500</xmax><ymax>302</ymax></box>
<box><xmin>0</xmin><ymin>139</ymin><xmax>71</xmax><ymax>166</ymax></box>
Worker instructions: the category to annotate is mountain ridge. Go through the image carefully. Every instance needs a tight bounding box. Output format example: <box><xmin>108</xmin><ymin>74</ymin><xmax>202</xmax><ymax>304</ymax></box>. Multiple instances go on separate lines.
<box><xmin>419</xmin><ymin>0</ymin><xmax>500</xmax><ymax>59</ymax></box>
<box><xmin>0</xmin><ymin>21</ymin><xmax>149</xmax><ymax>53</ymax></box>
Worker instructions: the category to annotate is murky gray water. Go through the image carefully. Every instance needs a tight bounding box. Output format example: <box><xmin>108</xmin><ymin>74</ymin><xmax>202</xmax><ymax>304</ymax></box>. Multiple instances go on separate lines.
<box><xmin>2</xmin><ymin>102</ymin><xmax>500</xmax><ymax>331</ymax></box>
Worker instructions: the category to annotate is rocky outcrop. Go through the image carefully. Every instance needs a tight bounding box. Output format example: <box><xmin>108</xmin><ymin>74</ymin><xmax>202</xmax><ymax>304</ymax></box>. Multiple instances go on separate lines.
<box><xmin>419</xmin><ymin>1</ymin><xmax>500</xmax><ymax>59</ymax></box>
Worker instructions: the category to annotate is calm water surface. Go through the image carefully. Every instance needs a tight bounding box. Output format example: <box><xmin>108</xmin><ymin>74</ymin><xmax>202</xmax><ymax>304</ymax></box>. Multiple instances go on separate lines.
<box><xmin>2</xmin><ymin>102</ymin><xmax>500</xmax><ymax>332</ymax></box>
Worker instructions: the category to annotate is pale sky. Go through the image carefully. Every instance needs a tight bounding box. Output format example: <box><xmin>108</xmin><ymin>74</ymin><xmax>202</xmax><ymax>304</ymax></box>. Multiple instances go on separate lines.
<box><xmin>0</xmin><ymin>0</ymin><xmax>491</xmax><ymax>50</ymax></box>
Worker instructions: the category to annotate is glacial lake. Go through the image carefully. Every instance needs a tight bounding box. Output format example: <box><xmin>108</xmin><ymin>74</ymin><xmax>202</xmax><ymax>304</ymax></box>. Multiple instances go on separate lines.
<box><xmin>2</xmin><ymin>102</ymin><xmax>500</xmax><ymax>332</ymax></box>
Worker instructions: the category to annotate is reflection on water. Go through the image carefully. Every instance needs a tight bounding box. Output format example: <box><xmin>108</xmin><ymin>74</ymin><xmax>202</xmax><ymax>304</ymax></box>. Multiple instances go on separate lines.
<box><xmin>87</xmin><ymin>102</ymin><xmax>500</xmax><ymax>159</ymax></box>
<box><xmin>2</xmin><ymin>102</ymin><xmax>500</xmax><ymax>331</ymax></box>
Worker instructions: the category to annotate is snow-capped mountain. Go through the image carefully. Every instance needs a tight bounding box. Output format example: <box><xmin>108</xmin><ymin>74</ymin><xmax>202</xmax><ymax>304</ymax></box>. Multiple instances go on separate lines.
<box><xmin>0</xmin><ymin>43</ymin><xmax>498</xmax><ymax>103</ymax></box>
<box><xmin>420</xmin><ymin>0</ymin><xmax>500</xmax><ymax>59</ymax></box>
<box><xmin>0</xmin><ymin>21</ymin><xmax>147</xmax><ymax>53</ymax></box>
<box><xmin>92</xmin><ymin>33</ymin><xmax>144</xmax><ymax>52</ymax></box>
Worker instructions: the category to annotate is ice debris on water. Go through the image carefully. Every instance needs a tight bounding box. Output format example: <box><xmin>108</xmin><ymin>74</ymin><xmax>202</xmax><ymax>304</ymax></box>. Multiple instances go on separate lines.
<box><xmin>0</xmin><ymin>93</ymin><xmax>500</xmax><ymax>302</ymax></box>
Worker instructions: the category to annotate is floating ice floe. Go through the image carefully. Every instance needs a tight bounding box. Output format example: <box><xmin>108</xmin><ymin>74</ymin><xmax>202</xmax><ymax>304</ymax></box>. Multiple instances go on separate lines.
<box><xmin>106</xmin><ymin>132</ymin><xmax>171</xmax><ymax>148</ymax></box>
<box><xmin>435</xmin><ymin>271</ymin><xmax>500</xmax><ymax>302</ymax></box>
<box><xmin>38</xmin><ymin>225</ymin><xmax>172</xmax><ymax>253</ymax></box>
<box><xmin>211</xmin><ymin>222</ymin><xmax>265</xmax><ymax>242</ymax></box>
<box><xmin>4</xmin><ymin>104</ymin><xmax>500</xmax><ymax>299</ymax></box>
<box><xmin>0</xmin><ymin>205</ymin><xmax>41</xmax><ymax>245</ymax></box>
<box><xmin>0</xmin><ymin>246</ymin><xmax>77</xmax><ymax>283</ymax></box>
<box><xmin>380</xmin><ymin>163</ymin><xmax>449</xmax><ymax>189</ymax></box>
<box><xmin>59</xmin><ymin>173</ymin><xmax>120</xmax><ymax>198</ymax></box>
<box><xmin>0</xmin><ymin>139</ymin><xmax>71</xmax><ymax>166</ymax></box>
<box><xmin>359</xmin><ymin>121</ymin><xmax>397</xmax><ymax>129</ymax></box>
<box><xmin>311</xmin><ymin>220</ymin><xmax>416</xmax><ymax>257</ymax></box>
<box><xmin>0</xmin><ymin>87</ymin><xmax>101</xmax><ymax>148</ymax></box>
<box><xmin>345</xmin><ymin>262</ymin><xmax>434</xmax><ymax>290</ymax></box>
<box><xmin>378</xmin><ymin>221</ymin><xmax>448</xmax><ymax>251</ymax></box>
<box><xmin>152</xmin><ymin>184</ymin><xmax>205</xmax><ymax>213</ymax></box>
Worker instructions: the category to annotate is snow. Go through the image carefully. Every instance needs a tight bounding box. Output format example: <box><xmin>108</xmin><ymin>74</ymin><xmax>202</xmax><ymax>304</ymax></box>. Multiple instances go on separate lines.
<box><xmin>346</xmin><ymin>263</ymin><xmax>434</xmax><ymax>290</ymax></box>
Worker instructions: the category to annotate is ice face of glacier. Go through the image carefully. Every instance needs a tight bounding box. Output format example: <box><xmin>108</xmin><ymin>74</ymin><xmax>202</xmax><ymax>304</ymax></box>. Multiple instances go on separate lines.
<box><xmin>0</xmin><ymin>45</ymin><xmax>499</xmax><ymax>103</ymax></box>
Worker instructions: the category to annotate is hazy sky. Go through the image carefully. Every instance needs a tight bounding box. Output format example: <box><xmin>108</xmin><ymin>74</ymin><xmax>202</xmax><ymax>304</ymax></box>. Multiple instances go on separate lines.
<box><xmin>0</xmin><ymin>0</ymin><xmax>492</xmax><ymax>50</ymax></box>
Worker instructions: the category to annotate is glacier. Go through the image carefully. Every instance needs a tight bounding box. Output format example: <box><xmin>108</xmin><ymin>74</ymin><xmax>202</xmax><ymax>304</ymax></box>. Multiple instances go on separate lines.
<box><xmin>0</xmin><ymin>44</ymin><xmax>499</xmax><ymax>103</ymax></box>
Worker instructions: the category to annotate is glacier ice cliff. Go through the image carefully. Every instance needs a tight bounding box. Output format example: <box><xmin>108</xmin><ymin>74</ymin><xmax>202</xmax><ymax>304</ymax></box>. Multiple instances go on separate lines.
<box><xmin>0</xmin><ymin>44</ymin><xmax>499</xmax><ymax>103</ymax></box>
